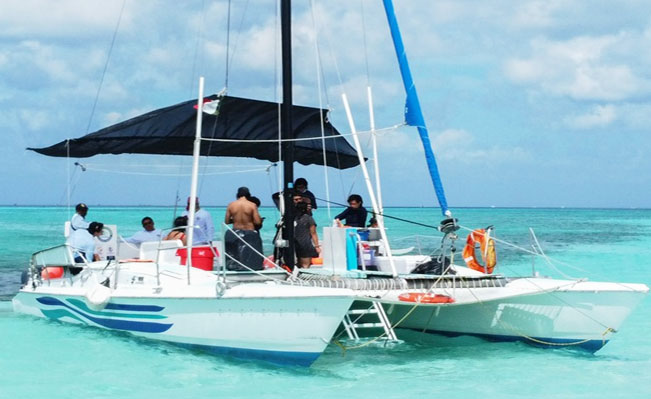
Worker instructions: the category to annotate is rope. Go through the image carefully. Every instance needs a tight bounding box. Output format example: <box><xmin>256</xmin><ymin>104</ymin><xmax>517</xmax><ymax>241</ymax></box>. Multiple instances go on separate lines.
<box><xmin>85</xmin><ymin>0</ymin><xmax>126</xmax><ymax>134</ymax></box>
<box><xmin>79</xmin><ymin>165</ymin><xmax>271</xmax><ymax>177</ymax></box>
<box><xmin>462</xmin><ymin>282</ymin><xmax>616</xmax><ymax>347</ymax></box>
<box><xmin>199</xmin><ymin>123</ymin><xmax>404</xmax><ymax>144</ymax></box>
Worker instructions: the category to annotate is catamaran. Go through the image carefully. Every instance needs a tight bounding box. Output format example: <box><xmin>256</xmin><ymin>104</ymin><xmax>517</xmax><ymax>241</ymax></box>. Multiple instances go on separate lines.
<box><xmin>12</xmin><ymin>0</ymin><xmax>361</xmax><ymax>367</ymax></box>
<box><xmin>14</xmin><ymin>0</ymin><xmax>648</xmax><ymax>359</ymax></box>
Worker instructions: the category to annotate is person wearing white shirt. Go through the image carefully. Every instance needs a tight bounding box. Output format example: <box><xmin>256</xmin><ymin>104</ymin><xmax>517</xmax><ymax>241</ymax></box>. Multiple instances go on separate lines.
<box><xmin>67</xmin><ymin>221</ymin><xmax>103</xmax><ymax>265</ymax></box>
<box><xmin>125</xmin><ymin>217</ymin><xmax>162</xmax><ymax>245</ymax></box>
<box><xmin>182</xmin><ymin>197</ymin><xmax>214</xmax><ymax>245</ymax></box>
<box><xmin>70</xmin><ymin>203</ymin><xmax>90</xmax><ymax>231</ymax></box>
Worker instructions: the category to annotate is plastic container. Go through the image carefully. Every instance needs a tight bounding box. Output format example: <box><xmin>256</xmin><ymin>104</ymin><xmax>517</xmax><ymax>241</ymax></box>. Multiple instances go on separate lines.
<box><xmin>345</xmin><ymin>229</ymin><xmax>358</xmax><ymax>270</ymax></box>
<box><xmin>177</xmin><ymin>247</ymin><xmax>216</xmax><ymax>271</ymax></box>
<box><xmin>357</xmin><ymin>229</ymin><xmax>370</xmax><ymax>241</ymax></box>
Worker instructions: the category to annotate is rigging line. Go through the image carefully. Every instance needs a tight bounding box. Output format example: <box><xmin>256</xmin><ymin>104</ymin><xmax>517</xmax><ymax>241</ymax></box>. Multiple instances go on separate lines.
<box><xmin>85</xmin><ymin>0</ymin><xmax>126</xmax><ymax>134</ymax></box>
<box><xmin>226</xmin><ymin>0</ymin><xmax>251</xmax><ymax>85</ymax></box>
<box><xmin>360</xmin><ymin>0</ymin><xmax>371</xmax><ymax>87</ymax></box>
<box><xmin>189</xmin><ymin>0</ymin><xmax>207</xmax><ymax>97</ymax></box>
<box><xmin>457</xmin><ymin>223</ymin><xmax>638</xmax><ymax>292</ymax></box>
<box><xmin>198</xmin><ymin>122</ymin><xmax>405</xmax><ymax>143</ymax></box>
<box><xmin>309</xmin><ymin>0</ymin><xmax>332</xmax><ymax>220</ymax></box>
<box><xmin>81</xmin><ymin>163</ymin><xmax>268</xmax><ymax>169</ymax></box>
<box><xmin>79</xmin><ymin>166</ymin><xmax>271</xmax><ymax>177</ymax></box>
<box><xmin>315</xmin><ymin>196</ymin><xmax>441</xmax><ymax>229</ymax></box>
<box><xmin>225</xmin><ymin>0</ymin><xmax>231</xmax><ymax>89</ymax></box>
<box><xmin>312</xmin><ymin>0</ymin><xmax>351</xmax><ymax>198</ymax></box>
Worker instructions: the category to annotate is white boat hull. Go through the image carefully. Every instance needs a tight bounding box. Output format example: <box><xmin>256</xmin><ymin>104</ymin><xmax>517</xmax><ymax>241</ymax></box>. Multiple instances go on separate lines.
<box><xmin>374</xmin><ymin>278</ymin><xmax>648</xmax><ymax>352</ymax></box>
<box><xmin>13</xmin><ymin>262</ymin><xmax>353</xmax><ymax>366</ymax></box>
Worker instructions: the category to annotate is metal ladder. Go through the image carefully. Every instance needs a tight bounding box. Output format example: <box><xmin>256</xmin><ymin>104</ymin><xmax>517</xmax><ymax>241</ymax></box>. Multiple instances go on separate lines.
<box><xmin>342</xmin><ymin>301</ymin><xmax>398</xmax><ymax>341</ymax></box>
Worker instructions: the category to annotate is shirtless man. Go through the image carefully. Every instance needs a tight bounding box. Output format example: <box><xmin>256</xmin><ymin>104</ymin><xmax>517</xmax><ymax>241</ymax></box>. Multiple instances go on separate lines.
<box><xmin>224</xmin><ymin>187</ymin><xmax>264</xmax><ymax>271</ymax></box>
<box><xmin>225</xmin><ymin>187</ymin><xmax>262</xmax><ymax>230</ymax></box>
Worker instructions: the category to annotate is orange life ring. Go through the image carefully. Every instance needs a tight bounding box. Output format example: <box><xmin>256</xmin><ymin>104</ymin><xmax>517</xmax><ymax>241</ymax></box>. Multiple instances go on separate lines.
<box><xmin>398</xmin><ymin>292</ymin><xmax>455</xmax><ymax>304</ymax></box>
<box><xmin>462</xmin><ymin>228</ymin><xmax>497</xmax><ymax>274</ymax></box>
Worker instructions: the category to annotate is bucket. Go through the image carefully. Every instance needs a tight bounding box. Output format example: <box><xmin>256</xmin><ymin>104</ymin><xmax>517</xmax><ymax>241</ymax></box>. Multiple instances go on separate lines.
<box><xmin>357</xmin><ymin>229</ymin><xmax>370</xmax><ymax>241</ymax></box>
<box><xmin>177</xmin><ymin>247</ymin><xmax>216</xmax><ymax>271</ymax></box>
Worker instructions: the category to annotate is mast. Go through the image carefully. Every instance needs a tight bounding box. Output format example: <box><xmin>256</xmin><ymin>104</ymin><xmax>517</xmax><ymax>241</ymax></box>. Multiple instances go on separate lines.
<box><xmin>280</xmin><ymin>0</ymin><xmax>296</xmax><ymax>268</ymax></box>
<box><xmin>382</xmin><ymin>0</ymin><xmax>450</xmax><ymax>217</ymax></box>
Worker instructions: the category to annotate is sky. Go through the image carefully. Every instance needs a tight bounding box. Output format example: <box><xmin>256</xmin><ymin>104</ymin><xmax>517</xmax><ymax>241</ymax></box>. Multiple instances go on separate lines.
<box><xmin>1</xmin><ymin>0</ymin><xmax>650</xmax><ymax>209</ymax></box>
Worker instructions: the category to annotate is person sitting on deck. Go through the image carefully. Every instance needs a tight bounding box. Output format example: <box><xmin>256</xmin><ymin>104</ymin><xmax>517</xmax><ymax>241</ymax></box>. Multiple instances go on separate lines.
<box><xmin>66</xmin><ymin>221</ymin><xmax>104</xmax><ymax>268</ymax></box>
<box><xmin>334</xmin><ymin>194</ymin><xmax>368</xmax><ymax>228</ymax></box>
<box><xmin>224</xmin><ymin>187</ymin><xmax>264</xmax><ymax>271</ymax></box>
<box><xmin>164</xmin><ymin>216</ymin><xmax>188</xmax><ymax>246</ymax></box>
<box><xmin>125</xmin><ymin>217</ymin><xmax>162</xmax><ymax>246</ymax></box>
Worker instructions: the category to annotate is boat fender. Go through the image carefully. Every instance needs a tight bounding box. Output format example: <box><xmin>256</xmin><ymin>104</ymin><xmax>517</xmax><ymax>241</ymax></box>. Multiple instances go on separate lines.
<box><xmin>462</xmin><ymin>228</ymin><xmax>497</xmax><ymax>274</ymax></box>
<box><xmin>85</xmin><ymin>283</ymin><xmax>112</xmax><ymax>311</ymax></box>
<box><xmin>215</xmin><ymin>281</ymin><xmax>226</xmax><ymax>297</ymax></box>
<box><xmin>398</xmin><ymin>292</ymin><xmax>455</xmax><ymax>304</ymax></box>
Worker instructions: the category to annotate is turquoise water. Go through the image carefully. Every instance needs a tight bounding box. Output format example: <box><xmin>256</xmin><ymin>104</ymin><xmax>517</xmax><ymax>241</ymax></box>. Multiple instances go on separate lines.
<box><xmin>1</xmin><ymin>207</ymin><xmax>650</xmax><ymax>398</ymax></box>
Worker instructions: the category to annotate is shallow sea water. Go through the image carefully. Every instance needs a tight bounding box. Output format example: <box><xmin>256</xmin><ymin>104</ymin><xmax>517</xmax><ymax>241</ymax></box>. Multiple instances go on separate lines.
<box><xmin>1</xmin><ymin>207</ymin><xmax>649</xmax><ymax>399</ymax></box>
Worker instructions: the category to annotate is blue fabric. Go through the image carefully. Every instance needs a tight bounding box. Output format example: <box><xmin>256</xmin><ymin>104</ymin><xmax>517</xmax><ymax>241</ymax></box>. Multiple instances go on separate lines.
<box><xmin>382</xmin><ymin>0</ymin><xmax>449</xmax><ymax>216</ymax></box>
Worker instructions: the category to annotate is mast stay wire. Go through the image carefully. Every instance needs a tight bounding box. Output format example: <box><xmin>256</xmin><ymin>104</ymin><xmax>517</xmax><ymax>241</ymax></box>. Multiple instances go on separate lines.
<box><xmin>312</xmin><ymin>0</ymin><xmax>351</xmax><ymax>203</ymax></box>
<box><xmin>180</xmin><ymin>0</ymin><xmax>208</xmax><ymax>204</ymax></box>
<box><xmin>309</xmin><ymin>0</ymin><xmax>332</xmax><ymax>220</ymax></box>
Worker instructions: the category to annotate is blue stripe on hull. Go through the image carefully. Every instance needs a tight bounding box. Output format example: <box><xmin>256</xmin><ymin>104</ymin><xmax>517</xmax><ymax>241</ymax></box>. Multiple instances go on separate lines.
<box><xmin>408</xmin><ymin>328</ymin><xmax>608</xmax><ymax>353</ymax></box>
<box><xmin>175</xmin><ymin>342</ymin><xmax>320</xmax><ymax>367</ymax></box>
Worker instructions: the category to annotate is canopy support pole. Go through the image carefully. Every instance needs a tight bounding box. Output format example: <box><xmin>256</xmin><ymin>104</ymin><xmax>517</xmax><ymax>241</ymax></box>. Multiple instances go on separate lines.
<box><xmin>186</xmin><ymin>76</ymin><xmax>205</xmax><ymax>284</ymax></box>
<box><xmin>342</xmin><ymin>93</ymin><xmax>397</xmax><ymax>277</ymax></box>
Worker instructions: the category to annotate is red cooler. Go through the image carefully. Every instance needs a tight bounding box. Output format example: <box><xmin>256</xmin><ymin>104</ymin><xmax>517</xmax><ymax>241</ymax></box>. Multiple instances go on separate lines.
<box><xmin>176</xmin><ymin>247</ymin><xmax>217</xmax><ymax>271</ymax></box>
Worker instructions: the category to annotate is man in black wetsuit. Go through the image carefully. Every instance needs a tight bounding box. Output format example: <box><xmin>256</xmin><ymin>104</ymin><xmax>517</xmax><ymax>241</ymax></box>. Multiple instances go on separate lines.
<box><xmin>334</xmin><ymin>194</ymin><xmax>368</xmax><ymax>227</ymax></box>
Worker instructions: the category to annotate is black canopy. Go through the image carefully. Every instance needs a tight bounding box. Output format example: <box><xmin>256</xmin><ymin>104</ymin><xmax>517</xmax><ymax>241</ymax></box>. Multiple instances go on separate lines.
<box><xmin>29</xmin><ymin>95</ymin><xmax>361</xmax><ymax>169</ymax></box>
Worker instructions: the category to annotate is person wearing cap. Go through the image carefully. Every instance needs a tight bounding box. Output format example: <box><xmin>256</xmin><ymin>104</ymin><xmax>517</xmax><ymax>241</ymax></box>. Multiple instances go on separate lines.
<box><xmin>181</xmin><ymin>196</ymin><xmax>214</xmax><ymax>245</ymax></box>
<box><xmin>125</xmin><ymin>217</ymin><xmax>162</xmax><ymax>246</ymax></box>
<box><xmin>70</xmin><ymin>203</ymin><xmax>90</xmax><ymax>231</ymax></box>
<box><xmin>66</xmin><ymin>221</ymin><xmax>104</xmax><ymax>265</ymax></box>
<box><xmin>224</xmin><ymin>186</ymin><xmax>264</xmax><ymax>270</ymax></box>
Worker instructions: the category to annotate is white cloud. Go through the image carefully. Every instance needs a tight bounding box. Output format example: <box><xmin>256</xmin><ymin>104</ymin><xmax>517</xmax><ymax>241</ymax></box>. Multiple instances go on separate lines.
<box><xmin>565</xmin><ymin>104</ymin><xmax>617</xmax><ymax>129</ymax></box>
<box><xmin>0</xmin><ymin>0</ymin><xmax>132</xmax><ymax>38</ymax></box>
<box><xmin>504</xmin><ymin>34</ymin><xmax>651</xmax><ymax>101</ymax></box>
<box><xmin>432</xmin><ymin>129</ymin><xmax>531</xmax><ymax>164</ymax></box>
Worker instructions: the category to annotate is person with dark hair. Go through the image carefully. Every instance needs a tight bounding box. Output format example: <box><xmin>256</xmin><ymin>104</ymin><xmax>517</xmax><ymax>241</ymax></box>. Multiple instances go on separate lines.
<box><xmin>125</xmin><ymin>217</ymin><xmax>162</xmax><ymax>246</ymax></box>
<box><xmin>164</xmin><ymin>216</ymin><xmax>188</xmax><ymax>245</ymax></box>
<box><xmin>294</xmin><ymin>199</ymin><xmax>320</xmax><ymax>268</ymax></box>
<box><xmin>66</xmin><ymin>221</ymin><xmax>104</xmax><ymax>264</ymax></box>
<box><xmin>224</xmin><ymin>187</ymin><xmax>264</xmax><ymax>271</ymax></box>
<box><xmin>271</xmin><ymin>178</ymin><xmax>317</xmax><ymax>211</ymax></box>
<box><xmin>182</xmin><ymin>196</ymin><xmax>214</xmax><ymax>244</ymax></box>
<box><xmin>70</xmin><ymin>203</ymin><xmax>89</xmax><ymax>231</ymax></box>
<box><xmin>248</xmin><ymin>196</ymin><xmax>264</xmax><ymax>231</ymax></box>
<box><xmin>334</xmin><ymin>194</ymin><xmax>368</xmax><ymax>227</ymax></box>
<box><xmin>294</xmin><ymin>177</ymin><xmax>317</xmax><ymax>210</ymax></box>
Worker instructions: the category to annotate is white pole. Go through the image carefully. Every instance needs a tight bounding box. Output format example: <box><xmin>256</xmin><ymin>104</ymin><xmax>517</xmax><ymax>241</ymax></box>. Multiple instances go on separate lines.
<box><xmin>186</xmin><ymin>76</ymin><xmax>205</xmax><ymax>284</ymax></box>
<box><xmin>367</xmin><ymin>86</ymin><xmax>384</xmax><ymax>223</ymax></box>
<box><xmin>341</xmin><ymin>93</ymin><xmax>397</xmax><ymax>277</ymax></box>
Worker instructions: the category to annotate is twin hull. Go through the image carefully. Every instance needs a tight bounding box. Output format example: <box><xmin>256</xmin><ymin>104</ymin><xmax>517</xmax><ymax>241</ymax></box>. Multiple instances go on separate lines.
<box><xmin>363</xmin><ymin>278</ymin><xmax>648</xmax><ymax>351</ymax></box>
<box><xmin>13</xmin><ymin>286</ymin><xmax>352</xmax><ymax>366</ymax></box>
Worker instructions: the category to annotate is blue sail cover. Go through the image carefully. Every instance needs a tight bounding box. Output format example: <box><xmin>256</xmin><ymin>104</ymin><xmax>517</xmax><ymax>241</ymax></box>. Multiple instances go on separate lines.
<box><xmin>382</xmin><ymin>0</ymin><xmax>450</xmax><ymax>216</ymax></box>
